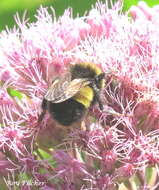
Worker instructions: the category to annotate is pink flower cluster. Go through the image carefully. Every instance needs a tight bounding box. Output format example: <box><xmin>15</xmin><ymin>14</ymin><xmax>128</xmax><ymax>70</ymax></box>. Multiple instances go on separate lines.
<box><xmin>0</xmin><ymin>1</ymin><xmax>159</xmax><ymax>189</ymax></box>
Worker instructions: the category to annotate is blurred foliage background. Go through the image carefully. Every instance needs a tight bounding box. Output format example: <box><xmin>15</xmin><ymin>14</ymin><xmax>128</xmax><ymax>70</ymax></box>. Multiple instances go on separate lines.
<box><xmin>0</xmin><ymin>0</ymin><xmax>159</xmax><ymax>31</ymax></box>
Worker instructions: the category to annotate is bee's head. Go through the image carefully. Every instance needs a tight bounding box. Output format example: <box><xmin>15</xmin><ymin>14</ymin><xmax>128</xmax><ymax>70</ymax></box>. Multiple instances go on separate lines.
<box><xmin>94</xmin><ymin>73</ymin><xmax>105</xmax><ymax>89</ymax></box>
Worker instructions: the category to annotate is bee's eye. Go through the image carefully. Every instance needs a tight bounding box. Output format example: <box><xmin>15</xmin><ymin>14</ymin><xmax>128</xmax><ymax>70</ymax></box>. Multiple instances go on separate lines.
<box><xmin>95</xmin><ymin>73</ymin><xmax>105</xmax><ymax>82</ymax></box>
<box><xmin>98</xmin><ymin>73</ymin><xmax>105</xmax><ymax>80</ymax></box>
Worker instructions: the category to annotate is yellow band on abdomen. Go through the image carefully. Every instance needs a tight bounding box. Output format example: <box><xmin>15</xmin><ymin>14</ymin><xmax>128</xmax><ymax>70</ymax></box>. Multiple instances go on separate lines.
<box><xmin>73</xmin><ymin>86</ymin><xmax>94</xmax><ymax>108</ymax></box>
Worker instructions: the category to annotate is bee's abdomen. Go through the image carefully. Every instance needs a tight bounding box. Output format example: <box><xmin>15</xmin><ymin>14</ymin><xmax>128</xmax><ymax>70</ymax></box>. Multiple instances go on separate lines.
<box><xmin>48</xmin><ymin>98</ymin><xmax>86</xmax><ymax>126</ymax></box>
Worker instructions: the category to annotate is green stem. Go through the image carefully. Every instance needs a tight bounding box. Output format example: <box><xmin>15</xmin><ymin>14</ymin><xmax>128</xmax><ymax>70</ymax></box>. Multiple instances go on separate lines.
<box><xmin>124</xmin><ymin>180</ymin><xmax>133</xmax><ymax>190</ymax></box>
<box><xmin>136</xmin><ymin>169</ymin><xmax>145</xmax><ymax>186</ymax></box>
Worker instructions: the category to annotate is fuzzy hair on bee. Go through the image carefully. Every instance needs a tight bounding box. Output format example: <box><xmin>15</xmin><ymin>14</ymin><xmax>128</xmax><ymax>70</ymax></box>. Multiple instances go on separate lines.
<box><xmin>39</xmin><ymin>62</ymin><xmax>105</xmax><ymax>127</ymax></box>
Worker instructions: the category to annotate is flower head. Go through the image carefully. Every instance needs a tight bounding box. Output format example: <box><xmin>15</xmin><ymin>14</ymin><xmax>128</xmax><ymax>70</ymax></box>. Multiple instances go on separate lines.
<box><xmin>1</xmin><ymin>1</ymin><xmax>159</xmax><ymax>189</ymax></box>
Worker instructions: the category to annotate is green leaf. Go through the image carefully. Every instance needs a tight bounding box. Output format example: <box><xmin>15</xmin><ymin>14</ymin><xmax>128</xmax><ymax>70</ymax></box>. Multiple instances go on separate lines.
<box><xmin>36</xmin><ymin>148</ymin><xmax>56</xmax><ymax>167</ymax></box>
<box><xmin>123</xmin><ymin>0</ymin><xmax>159</xmax><ymax>11</ymax></box>
<box><xmin>80</xmin><ymin>151</ymin><xmax>86</xmax><ymax>162</ymax></box>
<box><xmin>146</xmin><ymin>167</ymin><xmax>153</xmax><ymax>183</ymax></box>
<box><xmin>123</xmin><ymin>0</ymin><xmax>138</xmax><ymax>11</ymax></box>
<box><xmin>37</xmin><ymin>148</ymin><xmax>51</xmax><ymax>159</ymax></box>
<box><xmin>7</xmin><ymin>88</ymin><xmax>23</xmax><ymax>99</ymax></box>
<box><xmin>0</xmin><ymin>0</ymin><xmax>107</xmax><ymax>30</ymax></box>
<box><xmin>93</xmin><ymin>159</ymin><xmax>101</xmax><ymax>170</ymax></box>
<box><xmin>19</xmin><ymin>172</ymin><xmax>30</xmax><ymax>181</ymax></box>
<box><xmin>144</xmin><ymin>0</ymin><xmax>159</xmax><ymax>7</ymax></box>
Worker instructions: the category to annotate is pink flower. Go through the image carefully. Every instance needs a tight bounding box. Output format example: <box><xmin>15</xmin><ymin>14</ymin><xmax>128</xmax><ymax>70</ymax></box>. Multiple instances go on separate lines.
<box><xmin>95</xmin><ymin>174</ymin><xmax>114</xmax><ymax>190</ymax></box>
<box><xmin>101</xmin><ymin>150</ymin><xmax>117</xmax><ymax>172</ymax></box>
<box><xmin>53</xmin><ymin>150</ymin><xmax>87</xmax><ymax>178</ymax></box>
<box><xmin>0</xmin><ymin>156</ymin><xmax>17</xmax><ymax>176</ymax></box>
<box><xmin>1</xmin><ymin>1</ymin><xmax>159</xmax><ymax>189</ymax></box>
<box><xmin>115</xmin><ymin>163</ymin><xmax>135</xmax><ymax>181</ymax></box>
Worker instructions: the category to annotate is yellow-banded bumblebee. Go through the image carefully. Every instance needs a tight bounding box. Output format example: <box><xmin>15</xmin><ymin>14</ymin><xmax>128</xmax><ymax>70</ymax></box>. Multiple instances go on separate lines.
<box><xmin>40</xmin><ymin>62</ymin><xmax>105</xmax><ymax>126</ymax></box>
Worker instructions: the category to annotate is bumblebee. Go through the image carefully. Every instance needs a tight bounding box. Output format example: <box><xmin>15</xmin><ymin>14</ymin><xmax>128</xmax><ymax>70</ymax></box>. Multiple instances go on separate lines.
<box><xmin>40</xmin><ymin>62</ymin><xmax>105</xmax><ymax>127</ymax></box>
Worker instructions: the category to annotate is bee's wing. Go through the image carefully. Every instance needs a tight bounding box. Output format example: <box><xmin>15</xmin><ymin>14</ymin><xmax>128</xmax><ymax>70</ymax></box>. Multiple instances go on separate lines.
<box><xmin>44</xmin><ymin>73</ymin><xmax>90</xmax><ymax>103</ymax></box>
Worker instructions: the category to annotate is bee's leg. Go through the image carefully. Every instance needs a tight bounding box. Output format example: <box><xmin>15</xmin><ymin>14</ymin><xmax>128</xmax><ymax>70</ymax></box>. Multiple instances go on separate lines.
<box><xmin>97</xmin><ymin>96</ymin><xmax>103</xmax><ymax>111</ymax></box>
<box><xmin>95</xmin><ymin>92</ymin><xmax>103</xmax><ymax>111</ymax></box>
<box><xmin>38</xmin><ymin>99</ymin><xmax>47</xmax><ymax>123</ymax></box>
<box><xmin>81</xmin><ymin>120</ymin><xmax>86</xmax><ymax>131</ymax></box>
<box><xmin>92</xmin><ymin>83</ymin><xmax>103</xmax><ymax>111</ymax></box>
<box><xmin>38</xmin><ymin>110</ymin><xmax>46</xmax><ymax>123</ymax></box>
